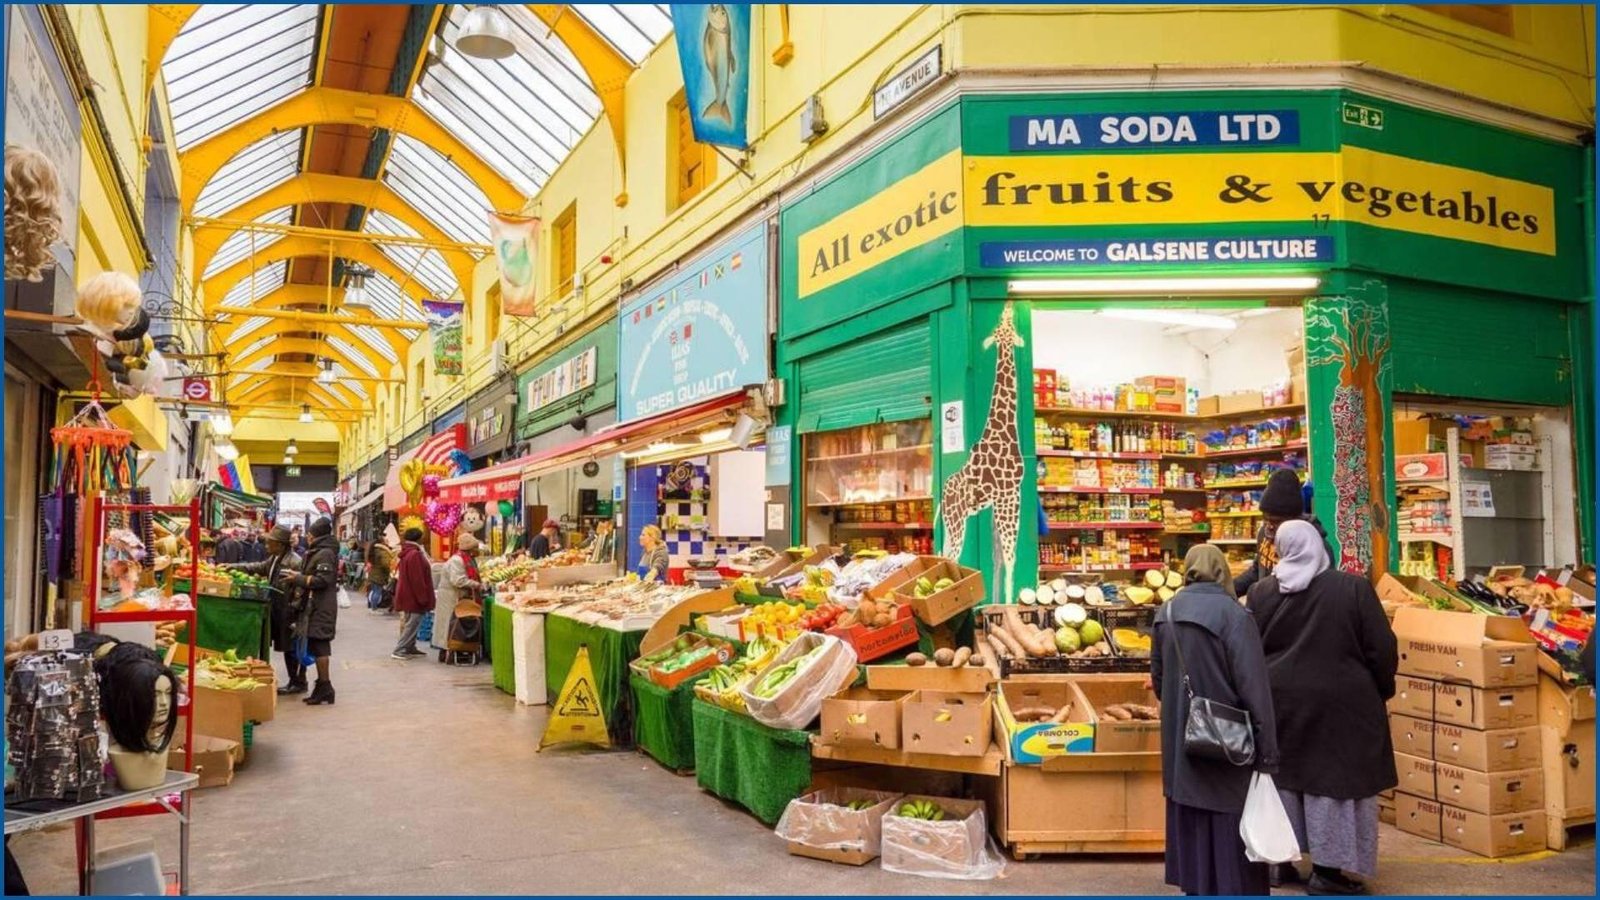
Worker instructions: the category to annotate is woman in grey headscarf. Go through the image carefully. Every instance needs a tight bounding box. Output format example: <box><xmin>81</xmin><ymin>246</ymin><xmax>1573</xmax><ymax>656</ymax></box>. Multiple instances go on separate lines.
<box><xmin>1153</xmin><ymin>545</ymin><xmax>1279</xmax><ymax>896</ymax></box>
<box><xmin>1246</xmin><ymin>520</ymin><xmax>1398</xmax><ymax>896</ymax></box>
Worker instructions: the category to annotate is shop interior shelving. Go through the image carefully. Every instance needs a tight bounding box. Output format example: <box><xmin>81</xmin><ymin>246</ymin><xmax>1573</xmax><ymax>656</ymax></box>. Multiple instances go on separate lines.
<box><xmin>1034</xmin><ymin>401</ymin><xmax>1309</xmax><ymax>575</ymax></box>
<box><xmin>803</xmin><ymin>421</ymin><xmax>935</xmax><ymax>554</ymax></box>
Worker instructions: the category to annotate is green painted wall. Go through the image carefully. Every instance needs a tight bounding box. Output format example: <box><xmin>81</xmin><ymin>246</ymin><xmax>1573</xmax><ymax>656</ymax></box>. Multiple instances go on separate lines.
<box><xmin>514</xmin><ymin>317</ymin><xmax>618</xmax><ymax>440</ymax></box>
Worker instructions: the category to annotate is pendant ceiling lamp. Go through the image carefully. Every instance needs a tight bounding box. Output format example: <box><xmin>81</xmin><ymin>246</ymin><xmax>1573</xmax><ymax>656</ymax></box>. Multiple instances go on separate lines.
<box><xmin>455</xmin><ymin>6</ymin><xmax>517</xmax><ymax>60</ymax></box>
<box><xmin>298</xmin><ymin>404</ymin><xmax>313</xmax><ymax>424</ymax></box>
<box><xmin>316</xmin><ymin>358</ymin><xmax>336</xmax><ymax>384</ymax></box>
<box><xmin>342</xmin><ymin>264</ymin><xmax>375</xmax><ymax>312</ymax></box>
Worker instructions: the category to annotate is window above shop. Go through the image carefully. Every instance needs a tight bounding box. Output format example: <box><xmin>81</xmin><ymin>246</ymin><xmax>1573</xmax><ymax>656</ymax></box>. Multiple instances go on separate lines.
<box><xmin>164</xmin><ymin>4</ymin><xmax>319</xmax><ymax>149</ymax></box>
<box><xmin>669</xmin><ymin>89</ymin><xmax>716</xmax><ymax>210</ymax></box>
<box><xmin>552</xmin><ymin>203</ymin><xmax>578</xmax><ymax>297</ymax></box>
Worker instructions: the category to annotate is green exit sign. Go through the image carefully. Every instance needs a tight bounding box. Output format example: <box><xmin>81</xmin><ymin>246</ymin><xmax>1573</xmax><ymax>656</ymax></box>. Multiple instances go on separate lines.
<box><xmin>1342</xmin><ymin>101</ymin><xmax>1385</xmax><ymax>131</ymax></box>
<box><xmin>285</xmin><ymin>465</ymin><xmax>302</xmax><ymax>477</ymax></box>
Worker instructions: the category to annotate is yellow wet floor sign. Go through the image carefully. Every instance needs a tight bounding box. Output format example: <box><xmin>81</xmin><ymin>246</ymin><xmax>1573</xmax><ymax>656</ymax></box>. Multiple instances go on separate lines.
<box><xmin>538</xmin><ymin>646</ymin><xmax>611</xmax><ymax>751</ymax></box>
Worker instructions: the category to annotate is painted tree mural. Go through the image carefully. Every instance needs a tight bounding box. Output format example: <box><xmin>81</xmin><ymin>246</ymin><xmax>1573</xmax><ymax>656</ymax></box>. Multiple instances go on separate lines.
<box><xmin>1306</xmin><ymin>288</ymin><xmax>1392</xmax><ymax>578</ymax></box>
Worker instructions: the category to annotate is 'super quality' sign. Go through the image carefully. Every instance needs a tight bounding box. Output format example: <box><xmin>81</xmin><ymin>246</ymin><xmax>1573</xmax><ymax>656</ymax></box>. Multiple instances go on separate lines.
<box><xmin>796</xmin><ymin>149</ymin><xmax>962</xmax><ymax>298</ymax></box>
<box><xmin>619</xmin><ymin>222</ymin><xmax>769</xmax><ymax>423</ymax></box>
<box><xmin>965</xmin><ymin>146</ymin><xmax>1555</xmax><ymax>257</ymax></box>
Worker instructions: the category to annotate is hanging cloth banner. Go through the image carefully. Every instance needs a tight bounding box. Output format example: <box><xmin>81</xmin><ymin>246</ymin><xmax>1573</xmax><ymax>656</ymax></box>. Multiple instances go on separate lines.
<box><xmin>423</xmin><ymin>298</ymin><xmax>465</xmax><ymax>376</ymax></box>
<box><xmin>488</xmin><ymin>213</ymin><xmax>540</xmax><ymax>317</ymax></box>
<box><xmin>539</xmin><ymin>646</ymin><xmax>612</xmax><ymax>751</ymax></box>
<box><xmin>670</xmin><ymin>4</ymin><xmax>752</xmax><ymax>149</ymax></box>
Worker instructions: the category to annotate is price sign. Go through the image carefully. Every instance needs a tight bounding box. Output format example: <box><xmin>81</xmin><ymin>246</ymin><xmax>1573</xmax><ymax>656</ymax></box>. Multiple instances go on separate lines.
<box><xmin>37</xmin><ymin>629</ymin><xmax>73</xmax><ymax>651</ymax></box>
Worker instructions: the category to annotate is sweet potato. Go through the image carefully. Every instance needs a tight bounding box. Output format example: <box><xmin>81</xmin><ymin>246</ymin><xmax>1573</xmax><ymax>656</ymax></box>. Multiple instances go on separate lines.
<box><xmin>933</xmin><ymin>648</ymin><xmax>955</xmax><ymax>667</ymax></box>
<box><xmin>1003</xmin><ymin>608</ymin><xmax>1051</xmax><ymax>658</ymax></box>
<box><xmin>1102</xmin><ymin>704</ymin><xmax>1134</xmax><ymax>721</ymax></box>
<box><xmin>905</xmin><ymin>652</ymin><xmax>928</xmax><ymax>667</ymax></box>
<box><xmin>1049</xmin><ymin>703</ymin><xmax>1075</xmax><ymax>724</ymax></box>
<box><xmin>951</xmin><ymin>647</ymin><xmax>972</xmax><ymax>668</ymax></box>
<box><xmin>989</xmin><ymin>623</ymin><xmax>1024</xmax><ymax>659</ymax></box>
<box><xmin>856</xmin><ymin>599</ymin><xmax>879</xmax><ymax>623</ymax></box>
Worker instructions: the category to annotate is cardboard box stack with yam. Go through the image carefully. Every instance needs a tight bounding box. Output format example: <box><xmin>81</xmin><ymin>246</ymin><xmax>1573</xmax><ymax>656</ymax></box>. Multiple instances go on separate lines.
<box><xmin>1388</xmin><ymin>608</ymin><xmax>1546</xmax><ymax>857</ymax></box>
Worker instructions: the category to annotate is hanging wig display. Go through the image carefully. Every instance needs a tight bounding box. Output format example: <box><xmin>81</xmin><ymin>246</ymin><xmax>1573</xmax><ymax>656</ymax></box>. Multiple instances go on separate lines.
<box><xmin>50</xmin><ymin>398</ymin><xmax>137</xmax><ymax>496</ymax></box>
<box><xmin>5</xmin><ymin>651</ymin><xmax>107</xmax><ymax>802</ymax></box>
<box><xmin>92</xmin><ymin>641</ymin><xmax>179</xmax><ymax>754</ymax></box>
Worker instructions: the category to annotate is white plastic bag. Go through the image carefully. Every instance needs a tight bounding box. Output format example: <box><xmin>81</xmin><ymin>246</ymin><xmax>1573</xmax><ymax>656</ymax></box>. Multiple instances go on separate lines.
<box><xmin>740</xmin><ymin>633</ymin><xmax>858</xmax><ymax>730</ymax></box>
<box><xmin>1239</xmin><ymin>772</ymin><xmax>1302</xmax><ymax>864</ymax></box>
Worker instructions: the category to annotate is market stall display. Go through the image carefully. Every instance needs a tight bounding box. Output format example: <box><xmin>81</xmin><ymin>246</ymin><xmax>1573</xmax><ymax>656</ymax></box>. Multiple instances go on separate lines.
<box><xmin>691</xmin><ymin>698</ymin><xmax>815</xmax><ymax>825</ymax></box>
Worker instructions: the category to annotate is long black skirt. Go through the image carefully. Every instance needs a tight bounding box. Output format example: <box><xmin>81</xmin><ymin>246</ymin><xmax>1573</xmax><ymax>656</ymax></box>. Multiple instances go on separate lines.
<box><xmin>1165</xmin><ymin>799</ymin><xmax>1269</xmax><ymax>896</ymax></box>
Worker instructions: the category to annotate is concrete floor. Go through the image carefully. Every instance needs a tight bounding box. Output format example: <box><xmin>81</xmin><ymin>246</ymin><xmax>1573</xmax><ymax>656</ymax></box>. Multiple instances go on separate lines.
<box><xmin>11</xmin><ymin>590</ymin><xmax>1596</xmax><ymax>895</ymax></box>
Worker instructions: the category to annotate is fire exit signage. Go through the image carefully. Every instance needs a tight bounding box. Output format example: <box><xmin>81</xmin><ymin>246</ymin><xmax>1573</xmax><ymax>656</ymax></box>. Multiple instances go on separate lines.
<box><xmin>1342</xmin><ymin>101</ymin><xmax>1385</xmax><ymax>131</ymax></box>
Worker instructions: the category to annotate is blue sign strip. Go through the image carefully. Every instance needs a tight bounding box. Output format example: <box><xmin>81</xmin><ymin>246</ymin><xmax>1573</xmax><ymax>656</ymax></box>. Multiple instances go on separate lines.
<box><xmin>980</xmin><ymin>236</ymin><xmax>1335</xmax><ymax>269</ymax></box>
<box><xmin>1008</xmin><ymin>110</ymin><xmax>1300</xmax><ymax>152</ymax></box>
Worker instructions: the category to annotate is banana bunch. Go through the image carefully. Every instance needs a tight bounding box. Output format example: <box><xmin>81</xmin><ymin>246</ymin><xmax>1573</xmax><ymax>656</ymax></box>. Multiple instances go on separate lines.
<box><xmin>896</xmin><ymin>799</ymin><xmax>946</xmax><ymax>821</ymax></box>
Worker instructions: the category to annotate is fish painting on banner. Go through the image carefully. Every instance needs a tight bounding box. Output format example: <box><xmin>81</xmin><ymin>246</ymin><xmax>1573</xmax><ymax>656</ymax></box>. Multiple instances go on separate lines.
<box><xmin>423</xmin><ymin>299</ymin><xmax>465</xmax><ymax>377</ymax></box>
<box><xmin>670</xmin><ymin>4</ymin><xmax>751</xmax><ymax>149</ymax></box>
<box><xmin>489</xmin><ymin>213</ymin><xmax>540</xmax><ymax>316</ymax></box>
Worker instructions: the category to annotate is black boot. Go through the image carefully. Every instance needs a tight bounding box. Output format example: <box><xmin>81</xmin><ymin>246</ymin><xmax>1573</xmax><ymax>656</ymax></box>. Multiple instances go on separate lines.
<box><xmin>276</xmin><ymin>678</ymin><xmax>308</xmax><ymax>696</ymax></box>
<box><xmin>303</xmin><ymin>680</ymin><xmax>335</xmax><ymax>705</ymax></box>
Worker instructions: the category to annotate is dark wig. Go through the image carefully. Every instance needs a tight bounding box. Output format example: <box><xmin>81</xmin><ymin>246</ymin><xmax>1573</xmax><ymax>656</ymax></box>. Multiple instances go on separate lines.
<box><xmin>93</xmin><ymin>641</ymin><xmax>180</xmax><ymax>753</ymax></box>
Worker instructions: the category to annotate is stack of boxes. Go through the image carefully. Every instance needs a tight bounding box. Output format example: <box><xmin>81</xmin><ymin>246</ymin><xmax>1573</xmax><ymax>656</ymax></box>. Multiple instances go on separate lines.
<box><xmin>1387</xmin><ymin>607</ymin><xmax>1546</xmax><ymax>857</ymax></box>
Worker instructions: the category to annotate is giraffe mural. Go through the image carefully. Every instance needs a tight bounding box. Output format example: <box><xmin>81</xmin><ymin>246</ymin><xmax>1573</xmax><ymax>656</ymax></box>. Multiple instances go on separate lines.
<box><xmin>940</xmin><ymin>303</ymin><xmax>1025</xmax><ymax>604</ymax></box>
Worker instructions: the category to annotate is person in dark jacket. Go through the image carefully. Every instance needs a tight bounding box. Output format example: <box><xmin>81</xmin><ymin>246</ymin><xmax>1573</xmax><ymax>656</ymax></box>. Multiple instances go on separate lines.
<box><xmin>1246</xmin><ymin>520</ymin><xmax>1398</xmax><ymax>895</ymax></box>
<box><xmin>366</xmin><ymin>535</ymin><xmax>396</xmax><ymax>612</ymax></box>
<box><xmin>528</xmin><ymin>518</ymin><xmax>560</xmax><ymax>560</ymax></box>
<box><xmin>213</xmin><ymin>528</ymin><xmax>243</xmax><ymax>564</ymax></box>
<box><xmin>287</xmin><ymin>517</ymin><xmax>340</xmax><ymax>705</ymax></box>
<box><xmin>222</xmin><ymin>526</ymin><xmax>304</xmax><ymax>694</ymax></box>
<box><xmin>390</xmin><ymin>528</ymin><xmax>436</xmax><ymax>659</ymax></box>
<box><xmin>1233</xmin><ymin>467</ymin><xmax>1332</xmax><ymax>597</ymax></box>
<box><xmin>1153</xmin><ymin>544</ymin><xmax>1280</xmax><ymax>896</ymax></box>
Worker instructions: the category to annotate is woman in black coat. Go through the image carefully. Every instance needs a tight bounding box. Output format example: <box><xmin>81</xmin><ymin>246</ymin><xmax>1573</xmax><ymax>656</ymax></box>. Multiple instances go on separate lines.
<box><xmin>288</xmin><ymin>517</ymin><xmax>341</xmax><ymax>706</ymax></box>
<box><xmin>1153</xmin><ymin>544</ymin><xmax>1280</xmax><ymax>896</ymax></box>
<box><xmin>1246</xmin><ymin>520</ymin><xmax>1398</xmax><ymax>896</ymax></box>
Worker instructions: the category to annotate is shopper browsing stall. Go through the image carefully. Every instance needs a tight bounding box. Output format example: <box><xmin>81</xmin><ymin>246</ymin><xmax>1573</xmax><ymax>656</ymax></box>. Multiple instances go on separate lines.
<box><xmin>289</xmin><ymin>518</ymin><xmax>341</xmax><ymax>706</ymax></box>
<box><xmin>1233</xmin><ymin>468</ymin><xmax>1331</xmax><ymax>597</ymax></box>
<box><xmin>1153</xmin><ymin>544</ymin><xmax>1280</xmax><ymax>897</ymax></box>
<box><xmin>222</xmin><ymin>526</ymin><xmax>304</xmax><ymax>695</ymax></box>
<box><xmin>1245</xmin><ymin>521</ymin><xmax>1398</xmax><ymax>895</ymax></box>
<box><xmin>390</xmin><ymin>528</ymin><xmax>435</xmax><ymax>659</ymax></box>
<box><xmin>366</xmin><ymin>533</ymin><xmax>395</xmax><ymax>612</ymax></box>
<box><xmin>435</xmin><ymin>534</ymin><xmax>483</xmax><ymax>656</ymax></box>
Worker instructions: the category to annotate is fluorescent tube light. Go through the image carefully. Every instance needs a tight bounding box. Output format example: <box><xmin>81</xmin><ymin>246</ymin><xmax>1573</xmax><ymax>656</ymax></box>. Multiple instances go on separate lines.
<box><xmin>699</xmin><ymin>427</ymin><xmax>733</xmax><ymax>444</ymax></box>
<box><xmin>1008</xmin><ymin>276</ymin><xmax>1321</xmax><ymax>296</ymax></box>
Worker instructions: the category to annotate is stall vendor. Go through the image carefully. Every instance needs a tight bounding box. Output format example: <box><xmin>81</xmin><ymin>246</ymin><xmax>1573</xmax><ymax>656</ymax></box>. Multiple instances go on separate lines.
<box><xmin>638</xmin><ymin>525</ymin><xmax>669</xmax><ymax>583</ymax></box>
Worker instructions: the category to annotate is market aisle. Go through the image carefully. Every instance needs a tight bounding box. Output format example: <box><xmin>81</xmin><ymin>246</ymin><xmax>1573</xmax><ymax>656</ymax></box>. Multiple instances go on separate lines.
<box><xmin>12</xmin><ymin>594</ymin><xmax>1595</xmax><ymax>895</ymax></box>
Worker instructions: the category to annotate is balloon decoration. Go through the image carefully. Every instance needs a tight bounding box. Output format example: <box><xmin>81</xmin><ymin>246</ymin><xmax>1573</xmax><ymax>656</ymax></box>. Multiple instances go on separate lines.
<box><xmin>423</xmin><ymin>499</ymin><xmax>463</xmax><ymax>536</ymax></box>
<box><xmin>498</xmin><ymin>499</ymin><xmax>517</xmax><ymax>518</ymax></box>
<box><xmin>400</xmin><ymin>514</ymin><xmax>425</xmax><ymax>537</ymax></box>
<box><xmin>399</xmin><ymin>458</ymin><xmax>427</xmax><ymax>508</ymax></box>
<box><xmin>422</xmin><ymin>473</ymin><xmax>441</xmax><ymax>498</ymax></box>
<box><xmin>448</xmin><ymin>449</ymin><xmax>473</xmax><ymax>477</ymax></box>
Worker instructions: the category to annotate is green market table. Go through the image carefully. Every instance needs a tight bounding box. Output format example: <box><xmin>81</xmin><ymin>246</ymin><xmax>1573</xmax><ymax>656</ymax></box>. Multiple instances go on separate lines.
<box><xmin>192</xmin><ymin>594</ymin><xmax>270</xmax><ymax>660</ymax></box>
<box><xmin>690</xmin><ymin>698</ymin><xmax>813</xmax><ymax>824</ymax></box>
<box><xmin>487</xmin><ymin>596</ymin><xmax>514</xmax><ymax>694</ymax></box>
<box><xmin>544</xmin><ymin>613</ymin><xmax>647</xmax><ymax>745</ymax></box>
<box><xmin>630</xmin><ymin>673</ymin><xmax>704</xmax><ymax>772</ymax></box>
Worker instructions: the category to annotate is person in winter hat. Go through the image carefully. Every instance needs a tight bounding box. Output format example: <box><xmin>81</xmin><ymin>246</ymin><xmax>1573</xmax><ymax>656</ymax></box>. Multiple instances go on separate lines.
<box><xmin>1232</xmin><ymin>467</ymin><xmax>1331</xmax><ymax>598</ymax></box>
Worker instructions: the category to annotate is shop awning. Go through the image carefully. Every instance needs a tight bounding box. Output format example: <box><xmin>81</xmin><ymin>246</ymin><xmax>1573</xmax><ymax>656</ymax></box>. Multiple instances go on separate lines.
<box><xmin>518</xmin><ymin>390</ymin><xmax>747</xmax><ymax>480</ymax></box>
<box><xmin>437</xmin><ymin>458</ymin><xmax>525</xmax><ymax>504</ymax></box>
<box><xmin>210</xmin><ymin>484</ymin><xmax>272</xmax><ymax>509</ymax></box>
<box><xmin>345</xmin><ymin>486</ymin><xmax>384</xmax><ymax>514</ymax></box>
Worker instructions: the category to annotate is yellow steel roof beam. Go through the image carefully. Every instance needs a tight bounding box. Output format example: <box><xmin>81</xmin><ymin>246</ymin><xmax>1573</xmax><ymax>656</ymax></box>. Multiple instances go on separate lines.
<box><xmin>201</xmin><ymin>235</ymin><xmax>437</xmax><ymax>311</ymax></box>
<box><xmin>226</xmin><ymin>336</ymin><xmax>382</xmax><ymax>378</ymax></box>
<box><xmin>213</xmin><ymin>305</ymin><xmax>428</xmax><ymax>333</ymax></box>
<box><xmin>214</xmin><ymin>316</ymin><xmax>409</xmax><ymax>360</ymax></box>
<box><xmin>210</xmin><ymin>283</ymin><xmax>411</xmax><ymax>317</ymax></box>
<box><xmin>526</xmin><ymin>4</ymin><xmax>635</xmax><ymax>183</ymax></box>
<box><xmin>146</xmin><ymin>4</ymin><xmax>200</xmax><ymax>94</ymax></box>
<box><xmin>231</xmin><ymin>376</ymin><xmax>367</xmax><ymax>412</ymax></box>
<box><xmin>240</xmin><ymin>363</ymin><xmax>404</xmax><ymax>385</ymax></box>
<box><xmin>179</xmin><ymin>86</ymin><xmax>524</xmax><ymax>217</ymax></box>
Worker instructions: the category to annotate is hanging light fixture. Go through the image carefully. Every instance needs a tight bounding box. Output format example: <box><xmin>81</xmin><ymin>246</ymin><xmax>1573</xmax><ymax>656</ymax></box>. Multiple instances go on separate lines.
<box><xmin>342</xmin><ymin>264</ymin><xmax>375</xmax><ymax>312</ymax></box>
<box><xmin>210</xmin><ymin>411</ymin><xmax>234</xmax><ymax>437</ymax></box>
<box><xmin>215</xmin><ymin>440</ymin><xmax>239</xmax><ymax>462</ymax></box>
<box><xmin>317</xmin><ymin>358</ymin><xmax>336</xmax><ymax>384</ymax></box>
<box><xmin>455</xmin><ymin>6</ymin><xmax>517</xmax><ymax>59</ymax></box>
<box><xmin>285</xmin><ymin>438</ymin><xmax>299</xmax><ymax>457</ymax></box>
<box><xmin>299</xmin><ymin>403</ymin><xmax>313</xmax><ymax>424</ymax></box>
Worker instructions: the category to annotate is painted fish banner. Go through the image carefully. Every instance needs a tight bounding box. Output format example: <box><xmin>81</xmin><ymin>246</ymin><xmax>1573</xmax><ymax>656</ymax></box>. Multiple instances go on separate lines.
<box><xmin>670</xmin><ymin>4</ymin><xmax>751</xmax><ymax>149</ymax></box>
<box><xmin>488</xmin><ymin>212</ymin><xmax>540</xmax><ymax>316</ymax></box>
<box><xmin>423</xmin><ymin>298</ymin><xmax>465</xmax><ymax>377</ymax></box>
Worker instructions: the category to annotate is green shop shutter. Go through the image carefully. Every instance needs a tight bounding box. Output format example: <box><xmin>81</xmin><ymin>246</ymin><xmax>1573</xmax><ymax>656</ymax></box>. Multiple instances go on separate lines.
<box><xmin>795</xmin><ymin>320</ymin><xmax>932</xmax><ymax>433</ymax></box>
<box><xmin>1388</xmin><ymin>282</ymin><xmax>1573</xmax><ymax>406</ymax></box>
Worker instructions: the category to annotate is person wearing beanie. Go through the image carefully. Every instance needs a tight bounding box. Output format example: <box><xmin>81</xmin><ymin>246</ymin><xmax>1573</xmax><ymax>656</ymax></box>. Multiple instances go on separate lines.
<box><xmin>433</xmin><ymin>533</ymin><xmax>484</xmax><ymax>661</ymax></box>
<box><xmin>1232</xmin><ymin>468</ymin><xmax>1331</xmax><ymax>598</ymax></box>
<box><xmin>288</xmin><ymin>517</ymin><xmax>340</xmax><ymax>705</ymax></box>
<box><xmin>223</xmin><ymin>526</ymin><xmax>305</xmax><ymax>694</ymax></box>
<box><xmin>528</xmin><ymin>518</ymin><xmax>561</xmax><ymax>561</ymax></box>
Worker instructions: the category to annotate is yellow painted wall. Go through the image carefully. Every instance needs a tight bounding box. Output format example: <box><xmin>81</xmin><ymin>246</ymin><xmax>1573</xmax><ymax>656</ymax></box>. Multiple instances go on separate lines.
<box><xmin>340</xmin><ymin>2</ymin><xmax>1595</xmax><ymax>475</ymax></box>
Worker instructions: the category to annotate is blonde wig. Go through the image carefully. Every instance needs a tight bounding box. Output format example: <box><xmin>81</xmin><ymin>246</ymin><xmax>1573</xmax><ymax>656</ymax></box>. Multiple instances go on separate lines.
<box><xmin>4</xmin><ymin>144</ymin><xmax>64</xmax><ymax>282</ymax></box>
<box><xmin>75</xmin><ymin>271</ymin><xmax>143</xmax><ymax>334</ymax></box>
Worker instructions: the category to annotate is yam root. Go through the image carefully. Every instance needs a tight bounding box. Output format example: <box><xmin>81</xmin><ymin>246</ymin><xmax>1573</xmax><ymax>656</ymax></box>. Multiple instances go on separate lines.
<box><xmin>1011</xmin><ymin>706</ymin><xmax>1058</xmax><ymax>722</ymax></box>
<box><xmin>1004</xmin><ymin>608</ymin><xmax>1052</xmax><ymax>658</ymax></box>
<box><xmin>988</xmin><ymin>623</ymin><xmax>1024</xmax><ymax>660</ymax></box>
<box><xmin>905</xmin><ymin>652</ymin><xmax>929</xmax><ymax>667</ymax></box>
<box><xmin>1048</xmin><ymin>702</ymin><xmax>1075</xmax><ymax>724</ymax></box>
<box><xmin>933</xmin><ymin>648</ymin><xmax>956</xmax><ymax>667</ymax></box>
<box><xmin>1102</xmin><ymin>704</ymin><xmax>1135</xmax><ymax>721</ymax></box>
<box><xmin>951</xmin><ymin>647</ymin><xmax>972</xmax><ymax>668</ymax></box>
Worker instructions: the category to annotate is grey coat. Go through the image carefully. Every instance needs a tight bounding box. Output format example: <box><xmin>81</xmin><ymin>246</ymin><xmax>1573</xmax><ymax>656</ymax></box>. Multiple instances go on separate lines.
<box><xmin>1152</xmin><ymin>580</ymin><xmax>1281</xmax><ymax>814</ymax></box>
<box><xmin>230</xmin><ymin>550</ymin><xmax>302</xmax><ymax>652</ymax></box>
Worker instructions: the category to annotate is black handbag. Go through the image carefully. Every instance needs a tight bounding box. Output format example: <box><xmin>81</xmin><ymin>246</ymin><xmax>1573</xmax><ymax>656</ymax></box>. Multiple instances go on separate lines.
<box><xmin>1168</xmin><ymin>609</ymin><xmax>1256</xmax><ymax>766</ymax></box>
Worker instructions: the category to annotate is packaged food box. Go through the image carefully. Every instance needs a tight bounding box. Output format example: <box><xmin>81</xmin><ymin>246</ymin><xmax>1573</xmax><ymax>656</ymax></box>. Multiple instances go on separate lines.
<box><xmin>1391</xmin><ymin>607</ymin><xmax>1538</xmax><ymax>688</ymax></box>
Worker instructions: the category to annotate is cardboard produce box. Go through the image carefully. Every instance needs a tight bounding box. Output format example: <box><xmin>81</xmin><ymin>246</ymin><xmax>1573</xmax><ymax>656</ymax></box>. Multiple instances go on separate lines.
<box><xmin>894</xmin><ymin>558</ymin><xmax>985</xmax><ymax>626</ymax></box>
<box><xmin>176</xmin><ymin>734</ymin><xmax>241</xmax><ymax>789</ymax></box>
<box><xmin>994</xmin><ymin>679</ymin><xmax>1094</xmax><ymax>764</ymax></box>
<box><xmin>1376</xmin><ymin>574</ymin><xmax>1471</xmax><ymax>618</ymax></box>
<box><xmin>236</xmin><ymin>682</ymin><xmax>276</xmax><ymax>725</ymax></box>
<box><xmin>1537</xmin><ymin>670</ymin><xmax>1596</xmax><ymax>736</ymax></box>
<box><xmin>866</xmin><ymin>662</ymin><xmax>995</xmax><ymax>694</ymax></box>
<box><xmin>879</xmin><ymin>795</ymin><xmax>991</xmax><ymax>875</ymax></box>
<box><xmin>1389</xmin><ymin>715</ymin><xmax>1540</xmax><ymax>772</ymax></box>
<box><xmin>776</xmin><ymin>787</ymin><xmax>902</xmax><ymax>866</ymax></box>
<box><xmin>1072</xmin><ymin>675</ymin><xmax>1161</xmax><ymax>753</ymax></box>
<box><xmin>1196</xmin><ymin>395</ymin><xmax>1221</xmax><ymax>417</ymax></box>
<box><xmin>820</xmin><ymin>688</ymin><xmax>908</xmax><ymax>750</ymax></box>
<box><xmin>901</xmin><ymin>690</ymin><xmax>993</xmax><ymax>757</ymax></box>
<box><xmin>1394</xmin><ymin>792</ymin><xmax>1547</xmax><ymax>858</ymax></box>
<box><xmin>191</xmin><ymin>685</ymin><xmax>247</xmax><ymax>746</ymax></box>
<box><xmin>990</xmin><ymin>753</ymin><xmax>1164</xmax><ymax>849</ymax></box>
<box><xmin>1391</xmin><ymin>607</ymin><xmax>1538</xmax><ymax>688</ymax></box>
<box><xmin>772</xmin><ymin>545</ymin><xmax>838</xmax><ymax>582</ymax></box>
<box><xmin>1135</xmin><ymin>376</ymin><xmax>1186</xmax><ymax>413</ymax></box>
<box><xmin>1217</xmin><ymin>391</ymin><xmax>1265</xmax><ymax>415</ymax></box>
<box><xmin>1394</xmin><ymin>752</ymin><xmax>1543</xmax><ymax>815</ymax></box>
<box><xmin>1389</xmin><ymin>675</ymin><xmax>1537</xmax><ymax>730</ymax></box>
<box><xmin>1540</xmin><ymin>719</ymin><xmax>1596</xmax><ymax>830</ymax></box>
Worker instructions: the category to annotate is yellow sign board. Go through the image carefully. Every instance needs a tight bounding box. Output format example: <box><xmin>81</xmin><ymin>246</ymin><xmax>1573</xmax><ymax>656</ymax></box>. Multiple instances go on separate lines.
<box><xmin>963</xmin><ymin>146</ymin><xmax>1554</xmax><ymax>256</ymax></box>
<box><xmin>796</xmin><ymin>149</ymin><xmax>963</xmax><ymax>298</ymax></box>
<box><xmin>538</xmin><ymin>646</ymin><xmax>611</xmax><ymax>751</ymax></box>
